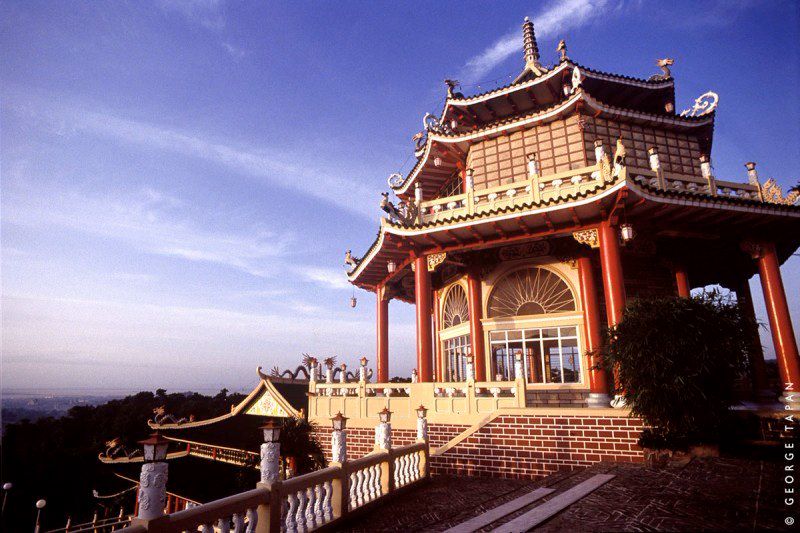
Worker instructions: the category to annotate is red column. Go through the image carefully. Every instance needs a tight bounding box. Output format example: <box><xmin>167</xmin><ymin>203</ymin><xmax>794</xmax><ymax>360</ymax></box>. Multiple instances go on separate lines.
<box><xmin>433</xmin><ymin>289</ymin><xmax>443</xmax><ymax>382</ymax></box>
<box><xmin>467</xmin><ymin>270</ymin><xmax>486</xmax><ymax>381</ymax></box>
<box><xmin>414</xmin><ymin>255</ymin><xmax>433</xmax><ymax>382</ymax></box>
<box><xmin>598</xmin><ymin>221</ymin><xmax>626</xmax><ymax>325</ymax></box>
<box><xmin>376</xmin><ymin>286</ymin><xmax>389</xmax><ymax>383</ymax></box>
<box><xmin>756</xmin><ymin>242</ymin><xmax>800</xmax><ymax>397</ymax></box>
<box><xmin>736</xmin><ymin>279</ymin><xmax>769</xmax><ymax>398</ymax></box>
<box><xmin>674</xmin><ymin>265</ymin><xmax>691</xmax><ymax>298</ymax></box>
<box><xmin>598</xmin><ymin>222</ymin><xmax>626</xmax><ymax>397</ymax></box>
<box><xmin>577</xmin><ymin>254</ymin><xmax>609</xmax><ymax>396</ymax></box>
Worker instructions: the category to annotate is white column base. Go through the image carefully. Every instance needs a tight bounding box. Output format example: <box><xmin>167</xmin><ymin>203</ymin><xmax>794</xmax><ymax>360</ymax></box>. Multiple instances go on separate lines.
<box><xmin>610</xmin><ymin>394</ymin><xmax>627</xmax><ymax>409</ymax></box>
<box><xmin>586</xmin><ymin>393</ymin><xmax>612</xmax><ymax>408</ymax></box>
<box><xmin>137</xmin><ymin>462</ymin><xmax>168</xmax><ymax>520</ymax></box>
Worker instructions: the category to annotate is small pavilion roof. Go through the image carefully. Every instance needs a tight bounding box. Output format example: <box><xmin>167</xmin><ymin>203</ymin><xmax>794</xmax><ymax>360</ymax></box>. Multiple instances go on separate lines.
<box><xmin>394</xmin><ymin>89</ymin><xmax>715</xmax><ymax>198</ymax></box>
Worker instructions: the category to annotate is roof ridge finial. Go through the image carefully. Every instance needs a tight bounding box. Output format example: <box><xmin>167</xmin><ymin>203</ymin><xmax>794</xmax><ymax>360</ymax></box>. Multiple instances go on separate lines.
<box><xmin>522</xmin><ymin>17</ymin><xmax>542</xmax><ymax>70</ymax></box>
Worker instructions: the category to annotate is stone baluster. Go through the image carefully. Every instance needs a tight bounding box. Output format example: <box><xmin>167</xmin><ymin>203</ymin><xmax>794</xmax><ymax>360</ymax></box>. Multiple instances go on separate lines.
<box><xmin>305</xmin><ymin>486</ymin><xmax>316</xmax><ymax>530</ymax></box>
<box><xmin>232</xmin><ymin>512</ymin><xmax>245</xmax><ymax>533</ymax></box>
<box><xmin>245</xmin><ymin>507</ymin><xmax>258</xmax><ymax>533</ymax></box>
<box><xmin>416</xmin><ymin>405</ymin><xmax>429</xmax><ymax>442</ymax></box>
<box><xmin>294</xmin><ymin>489</ymin><xmax>307</xmax><ymax>532</ymax></box>
<box><xmin>217</xmin><ymin>517</ymin><xmax>230</xmax><ymax>533</ymax></box>
<box><xmin>285</xmin><ymin>493</ymin><xmax>298</xmax><ymax>533</ymax></box>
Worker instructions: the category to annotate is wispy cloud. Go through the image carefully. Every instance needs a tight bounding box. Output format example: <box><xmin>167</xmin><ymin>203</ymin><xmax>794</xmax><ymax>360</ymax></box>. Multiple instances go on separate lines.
<box><xmin>2</xmin><ymin>179</ymin><xmax>291</xmax><ymax>277</ymax></box>
<box><xmin>461</xmin><ymin>0</ymin><xmax>612</xmax><ymax>82</ymax></box>
<box><xmin>297</xmin><ymin>266</ymin><xmax>352</xmax><ymax>290</ymax></box>
<box><xmin>155</xmin><ymin>0</ymin><xmax>227</xmax><ymax>31</ymax></box>
<box><xmin>221</xmin><ymin>41</ymin><xmax>247</xmax><ymax>59</ymax></box>
<box><xmin>6</xmin><ymin>98</ymin><xmax>377</xmax><ymax>219</ymax></box>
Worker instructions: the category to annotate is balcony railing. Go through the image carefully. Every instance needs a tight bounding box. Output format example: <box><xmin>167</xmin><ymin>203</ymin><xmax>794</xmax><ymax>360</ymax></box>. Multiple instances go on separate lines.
<box><xmin>416</xmin><ymin>160</ymin><xmax>765</xmax><ymax>226</ymax></box>
<box><xmin>118</xmin><ymin>441</ymin><xmax>429</xmax><ymax>533</ymax></box>
<box><xmin>309</xmin><ymin>377</ymin><xmax>526</xmax><ymax>428</ymax></box>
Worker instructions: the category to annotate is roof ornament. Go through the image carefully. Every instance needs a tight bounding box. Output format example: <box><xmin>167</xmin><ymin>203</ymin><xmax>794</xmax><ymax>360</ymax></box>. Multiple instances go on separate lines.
<box><xmin>444</xmin><ymin>79</ymin><xmax>464</xmax><ymax>99</ymax></box>
<box><xmin>423</xmin><ymin>112</ymin><xmax>454</xmax><ymax>135</ymax></box>
<box><xmin>680</xmin><ymin>91</ymin><xmax>719</xmax><ymax>117</ymax></box>
<box><xmin>387</xmin><ymin>172</ymin><xmax>404</xmax><ymax>188</ymax></box>
<box><xmin>380</xmin><ymin>192</ymin><xmax>417</xmax><ymax>226</ymax></box>
<box><xmin>761</xmin><ymin>178</ymin><xmax>800</xmax><ymax>205</ymax></box>
<box><xmin>648</xmin><ymin>58</ymin><xmax>674</xmax><ymax>82</ymax></box>
<box><xmin>99</xmin><ymin>438</ymin><xmax>142</xmax><ymax>461</ymax></box>
<box><xmin>522</xmin><ymin>17</ymin><xmax>548</xmax><ymax>76</ymax></box>
<box><xmin>571</xmin><ymin>66</ymin><xmax>582</xmax><ymax>93</ymax></box>
<box><xmin>557</xmin><ymin>39</ymin><xmax>568</xmax><ymax>62</ymax></box>
<box><xmin>344</xmin><ymin>249</ymin><xmax>360</xmax><ymax>270</ymax></box>
<box><xmin>150</xmin><ymin>405</ymin><xmax>189</xmax><ymax>426</ymax></box>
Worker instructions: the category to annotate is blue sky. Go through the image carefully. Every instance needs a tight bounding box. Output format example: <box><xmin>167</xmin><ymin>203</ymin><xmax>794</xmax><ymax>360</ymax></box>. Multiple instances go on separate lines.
<box><xmin>1</xmin><ymin>0</ymin><xmax>798</xmax><ymax>392</ymax></box>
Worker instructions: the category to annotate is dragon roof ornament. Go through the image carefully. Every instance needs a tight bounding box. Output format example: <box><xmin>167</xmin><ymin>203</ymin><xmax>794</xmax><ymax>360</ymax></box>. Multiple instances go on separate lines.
<box><xmin>680</xmin><ymin>91</ymin><xmax>719</xmax><ymax>117</ymax></box>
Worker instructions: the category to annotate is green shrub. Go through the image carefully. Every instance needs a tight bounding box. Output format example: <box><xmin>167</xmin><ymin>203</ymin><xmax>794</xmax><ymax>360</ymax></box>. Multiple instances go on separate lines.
<box><xmin>601</xmin><ymin>292</ymin><xmax>752</xmax><ymax>449</ymax></box>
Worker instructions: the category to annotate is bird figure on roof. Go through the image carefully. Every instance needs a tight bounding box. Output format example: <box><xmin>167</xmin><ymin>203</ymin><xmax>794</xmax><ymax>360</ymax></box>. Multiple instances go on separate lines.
<box><xmin>444</xmin><ymin>79</ymin><xmax>464</xmax><ymax>99</ymax></box>
<box><xmin>380</xmin><ymin>192</ymin><xmax>403</xmax><ymax>222</ymax></box>
<box><xmin>649</xmin><ymin>58</ymin><xmax>674</xmax><ymax>82</ymax></box>
<box><xmin>557</xmin><ymin>40</ymin><xmax>568</xmax><ymax>62</ymax></box>
<box><xmin>344</xmin><ymin>249</ymin><xmax>359</xmax><ymax>269</ymax></box>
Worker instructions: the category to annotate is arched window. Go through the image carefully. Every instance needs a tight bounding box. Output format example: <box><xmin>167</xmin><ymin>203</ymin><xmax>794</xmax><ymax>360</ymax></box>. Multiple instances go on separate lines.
<box><xmin>487</xmin><ymin>267</ymin><xmax>576</xmax><ymax>318</ymax></box>
<box><xmin>442</xmin><ymin>285</ymin><xmax>469</xmax><ymax>329</ymax></box>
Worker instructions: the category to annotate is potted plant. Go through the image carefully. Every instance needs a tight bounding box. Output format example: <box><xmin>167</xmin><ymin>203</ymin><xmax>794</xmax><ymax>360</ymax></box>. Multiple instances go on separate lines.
<box><xmin>601</xmin><ymin>292</ymin><xmax>753</xmax><ymax>464</ymax></box>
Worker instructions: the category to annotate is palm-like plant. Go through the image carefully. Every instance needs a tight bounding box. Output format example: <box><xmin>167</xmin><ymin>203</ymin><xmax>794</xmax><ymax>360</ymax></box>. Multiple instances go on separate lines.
<box><xmin>279</xmin><ymin>417</ymin><xmax>326</xmax><ymax>477</ymax></box>
<box><xmin>601</xmin><ymin>292</ymin><xmax>752</xmax><ymax>449</ymax></box>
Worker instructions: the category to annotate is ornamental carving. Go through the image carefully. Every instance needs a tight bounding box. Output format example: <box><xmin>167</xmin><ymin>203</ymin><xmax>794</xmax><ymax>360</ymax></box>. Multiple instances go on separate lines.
<box><xmin>761</xmin><ymin>178</ymin><xmax>800</xmax><ymax>205</ymax></box>
<box><xmin>246</xmin><ymin>391</ymin><xmax>289</xmax><ymax>418</ymax></box>
<box><xmin>680</xmin><ymin>91</ymin><xmax>719</xmax><ymax>117</ymax></box>
<box><xmin>427</xmin><ymin>252</ymin><xmax>446</xmax><ymax>271</ymax></box>
<box><xmin>572</xmin><ymin>229</ymin><xmax>599</xmax><ymax>249</ymax></box>
<box><xmin>498</xmin><ymin>240</ymin><xmax>550</xmax><ymax>260</ymax></box>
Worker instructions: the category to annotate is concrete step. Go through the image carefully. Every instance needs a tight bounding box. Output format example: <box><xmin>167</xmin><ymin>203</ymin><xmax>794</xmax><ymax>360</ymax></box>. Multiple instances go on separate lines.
<box><xmin>491</xmin><ymin>473</ymin><xmax>616</xmax><ymax>532</ymax></box>
<box><xmin>441</xmin><ymin>487</ymin><xmax>555</xmax><ymax>533</ymax></box>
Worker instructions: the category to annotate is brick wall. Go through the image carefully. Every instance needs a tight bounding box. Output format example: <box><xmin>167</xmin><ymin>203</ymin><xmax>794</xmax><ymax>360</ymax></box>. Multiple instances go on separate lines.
<box><xmin>313</xmin><ymin>413</ymin><xmax>643</xmax><ymax>481</ymax></box>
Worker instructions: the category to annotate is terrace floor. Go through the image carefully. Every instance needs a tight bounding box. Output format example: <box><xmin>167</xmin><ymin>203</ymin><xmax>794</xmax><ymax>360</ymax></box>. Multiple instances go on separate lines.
<box><xmin>340</xmin><ymin>456</ymin><xmax>790</xmax><ymax>531</ymax></box>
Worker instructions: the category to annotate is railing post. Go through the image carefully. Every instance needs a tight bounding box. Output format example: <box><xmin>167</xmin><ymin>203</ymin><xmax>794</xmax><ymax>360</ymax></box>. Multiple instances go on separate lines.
<box><xmin>415</xmin><ymin>405</ymin><xmax>429</xmax><ymax>443</ymax></box>
<box><xmin>700</xmin><ymin>154</ymin><xmax>716</xmax><ymax>196</ymax></box>
<box><xmin>465</xmin><ymin>168</ymin><xmax>475</xmax><ymax>215</ymax></box>
<box><xmin>255</xmin><ymin>481</ymin><xmax>281</xmax><ymax>533</ymax></box>
<box><xmin>527</xmin><ymin>153</ymin><xmax>541</xmax><ymax>202</ymax></box>
<box><xmin>514</xmin><ymin>353</ymin><xmax>526</xmax><ymax>406</ymax></box>
<box><xmin>375</xmin><ymin>408</ymin><xmax>392</xmax><ymax>451</ymax></box>
<box><xmin>648</xmin><ymin>147</ymin><xmax>665</xmax><ymax>189</ymax></box>
<box><xmin>745</xmin><ymin>161</ymin><xmax>764</xmax><ymax>201</ymax></box>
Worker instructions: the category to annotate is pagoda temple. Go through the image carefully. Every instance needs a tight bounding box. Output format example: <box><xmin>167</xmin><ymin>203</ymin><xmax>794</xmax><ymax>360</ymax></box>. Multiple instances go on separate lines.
<box><xmin>339</xmin><ymin>17</ymin><xmax>800</xmax><ymax>413</ymax></box>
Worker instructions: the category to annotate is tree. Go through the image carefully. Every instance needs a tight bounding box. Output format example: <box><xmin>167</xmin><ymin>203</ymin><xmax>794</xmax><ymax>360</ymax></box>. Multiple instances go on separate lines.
<box><xmin>601</xmin><ymin>293</ymin><xmax>752</xmax><ymax>449</ymax></box>
<box><xmin>279</xmin><ymin>417</ymin><xmax>326</xmax><ymax>477</ymax></box>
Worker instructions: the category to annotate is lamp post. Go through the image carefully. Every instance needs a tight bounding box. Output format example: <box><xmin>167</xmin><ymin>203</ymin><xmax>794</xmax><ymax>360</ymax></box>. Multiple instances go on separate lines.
<box><xmin>331</xmin><ymin>412</ymin><xmax>348</xmax><ymax>463</ymax></box>
<box><xmin>259</xmin><ymin>420</ymin><xmax>282</xmax><ymax>484</ymax></box>
<box><xmin>136</xmin><ymin>433</ymin><xmax>170</xmax><ymax>520</ymax></box>
<box><xmin>33</xmin><ymin>499</ymin><xmax>46</xmax><ymax>533</ymax></box>
<box><xmin>359</xmin><ymin>357</ymin><xmax>368</xmax><ymax>383</ymax></box>
<box><xmin>1</xmin><ymin>482</ymin><xmax>11</xmax><ymax>517</ymax></box>
<box><xmin>375</xmin><ymin>407</ymin><xmax>392</xmax><ymax>451</ymax></box>
<box><xmin>416</xmin><ymin>405</ymin><xmax>429</xmax><ymax>442</ymax></box>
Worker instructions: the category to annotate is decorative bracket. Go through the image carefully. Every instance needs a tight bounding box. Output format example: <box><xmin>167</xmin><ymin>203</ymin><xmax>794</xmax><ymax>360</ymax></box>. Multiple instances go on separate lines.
<box><xmin>572</xmin><ymin>229</ymin><xmax>599</xmax><ymax>249</ymax></box>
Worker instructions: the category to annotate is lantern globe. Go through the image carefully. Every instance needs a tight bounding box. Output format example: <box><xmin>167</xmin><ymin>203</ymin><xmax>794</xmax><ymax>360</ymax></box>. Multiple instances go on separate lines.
<box><xmin>36</xmin><ymin>499</ymin><xmax>46</xmax><ymax>509</ymax></box>
<box><xmin>260</xmin><ymin>419</ymin><xmax>282</xmax><ymax>443</ymax></box>
<box><xmin>379</xmin><ymin>407</ymin><xmax>392</xmax><ymax>424</ymax></box>
<box><xmin>620</xmin><ymin>223</ymin><xmax>635</xmax><ymax>243</ymax></box>
<box><xmin>416</xmin><ymin>405</ymin><xmax>428</xmax><ymax>419</ymax></box>
<box><xmin>387</xmin><ymin>260</ymin><xmax>396</xmax><ymax>273</ymax></box>
<box><xmin>331</xmin><ymin>412</ymin><xmax>348</xmax><ymax>431</ymax></box>
<box><xmin>138</xmin><ymin>432</ymin><xmax>170</xmax><ymax>462</ymax></box>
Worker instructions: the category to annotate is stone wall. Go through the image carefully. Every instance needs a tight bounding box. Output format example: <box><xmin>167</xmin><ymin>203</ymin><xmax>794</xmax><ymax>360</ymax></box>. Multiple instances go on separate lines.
<box><xmin>313</xmin><ymin>413</ymin><xmax>643</xmax><ymax>480</ymax></box>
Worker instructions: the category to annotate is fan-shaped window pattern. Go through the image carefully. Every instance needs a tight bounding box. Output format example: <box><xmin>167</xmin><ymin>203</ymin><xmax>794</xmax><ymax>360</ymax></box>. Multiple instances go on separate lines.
<box><xmin>442</xmin><ymin>285</ymin><xmax>469</xmax><ymax>329</ymax></box>
<box><xmin>488</xmin><ymin>268</ymin><xmax>576</xmax><ymax>318</ymax></box>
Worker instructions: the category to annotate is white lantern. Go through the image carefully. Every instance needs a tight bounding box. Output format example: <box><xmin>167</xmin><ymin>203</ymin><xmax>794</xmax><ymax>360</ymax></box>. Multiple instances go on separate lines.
<box><xmin>433</xmin><ymin>156</ymin><xmax>442</xmax><ymax>167</ymax></box>
<box><xmin>620</xmin><ymin>223</ymin><xmax>635</xmax><ymax>243</ymax></box>
<box><xmin>379</xmin><ymin>407</ymin><xmax>392</xmax><ymax>424</ymax></box>
<box><xmin>387</xmin><ymin>260</ymin><xmax>396</xmax><ymax>273</ymax></box>
<box><xmin>331</xmin><ymin>412</ymin><xmax>348</xmax><ymax>431</ymax></box>
<box><xmin>260</xmin><ymin>419</ymin><xmax>282</xmax><ymax>443</ymax></box>
<box><xmin>138</xmin><ymin>433</ymin><xmax>170</xmax><ymax>462</ymax></box>
<box><xmin>349</xmin><ymin>296</ymin><xmax>357</xmax><ymax>308</ymax></box>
